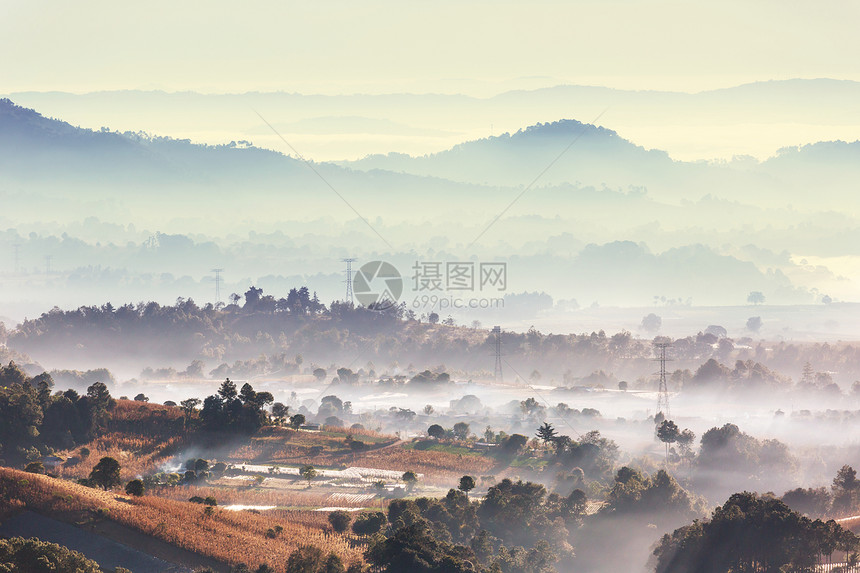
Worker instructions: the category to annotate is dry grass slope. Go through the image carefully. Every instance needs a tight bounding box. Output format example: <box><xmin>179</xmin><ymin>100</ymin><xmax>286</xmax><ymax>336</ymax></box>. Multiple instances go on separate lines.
<box><xmin>0</xmin><ymin>468</ymin><xmax>364</xmax><ymax>572</ymax></box>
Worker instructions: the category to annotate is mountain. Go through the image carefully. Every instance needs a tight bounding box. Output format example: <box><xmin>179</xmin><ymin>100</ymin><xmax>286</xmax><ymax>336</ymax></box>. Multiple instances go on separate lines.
<box><xmin>339</xmin><ymin>119</ymin><xmax>677</xmax><ymax>189</ymax></box>
<box><xmin>6</xmin><ymin>79</ymin><xmax>860</xmax><ymax>164</ymax></box>
<box><xmin>0</xmin><ymin>99</ymin><xmax>849</xmax><ymax>310</ymax></box>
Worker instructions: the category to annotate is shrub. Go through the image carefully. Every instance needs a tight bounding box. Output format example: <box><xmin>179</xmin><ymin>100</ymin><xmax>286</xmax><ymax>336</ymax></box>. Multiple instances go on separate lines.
<box><xmin>125</xmin><ymin>479</ymin><xmax>145</xmax><ymax>497</ymax></box>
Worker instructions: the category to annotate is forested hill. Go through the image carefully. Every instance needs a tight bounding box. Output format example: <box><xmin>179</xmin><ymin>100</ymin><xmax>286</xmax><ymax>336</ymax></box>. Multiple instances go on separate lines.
<box><xmin>11</xmin><ymin>290</ymin><xmax>860</xmax><ymax>392</ymax></box>
<box><xmin>4</xmin><ymin>97</ymin><xmax>860</xmax><ymax>211</ymax></box>
<box><xmin>341</xmin><ymin>119</ymin><xmax>677</xmax><ymax>189</ymax></box>
<box><xmin>0</xmin><ymin>97</ymin><xmax>311</xmax><ymax>185</ymax></box>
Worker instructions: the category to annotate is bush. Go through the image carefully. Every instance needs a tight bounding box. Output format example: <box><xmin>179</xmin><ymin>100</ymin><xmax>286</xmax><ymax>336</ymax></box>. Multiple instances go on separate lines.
<box><xmin>352</xmin><ymin>511</ymin><xmax>386</xmax><ymax>535</ymax></box>
<box><xmin>125</xmin><ymin>479</ymin><xmax>145</xmax><ymax>497</ymax></box>
<box><xmin>0</xmin><ymin>537</ymin><xmax>101</xmax><ymax>572</ymax></box>
<box><xmin>24</xmin><ymin>461</ymin><xmax>45</xmax><ymax>474</ymax></box>
<box><xmin>328</xmin><ymin>510</ymin><xmax>352</xmax><ymax>533</ymax></box>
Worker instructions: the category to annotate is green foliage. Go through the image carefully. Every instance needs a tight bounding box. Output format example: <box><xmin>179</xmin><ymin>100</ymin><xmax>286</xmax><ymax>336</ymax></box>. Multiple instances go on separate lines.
<box><xmin>459</xmin><ymin>476</ymin><xmax>476</xmax><ymax>494</ymax></box>
<box><xmin>285</xmin><ymin>546</ymin><xmax>345</xmax><ymax>573</ymax></box>
<box><xmin>781</xmin><ymin>486</ymin><xmax>832</xmax><ymax>517</ymax></box>
<box><xmin>124</xmin><ymin>479</ymin><xmax>145</xmax><ymax>496</ymax></box>
<box><xmin>694</xmin><ymin>423</ymin><xmax>797</xmax><ymax>497</ymax></box>
<box><xmin>300</xmin><ymin>464</ymin><xmax>317</xmax><ymax>486</ymax></box>
<box><xmin>24</xmin><ymin>461</ymin><xmax>45</xmax><ymax>474</ymax></box>
<box><xmin>0</xmin><ymin>368</ymin><xmax>114</xmax><ymax>465</ymax></box>
<box><xmin>89</xmin><ymin>456</ymin><xmax>121</xmax><ymax>490</ymax></box>
<box><xmin>832</xmin><ymin>464</ymin><xmax>860</xmax><ymax>515</ymax></box>
<box><xmin>654</xmin><ymin>492</ymin><xmax>858</xmax><ymax>573</ymax></box>
<box><xmin>535</xmin><ymin>423</ymin><xmax>557</xmax><ymax>445</ymax></box>
<box><xmin>367</xmin><ymin>522</ymin><xmax>476</xmax><ymax>573</ymax></box>
<box><xmin>501</xmin><ymin>434</ymin><xmax>527</xmax><ymax>456</ymax></box>
<box><xmin>352</xmin><ymin>512</ymin><xmax>386</xmax><ymax>536</ymax></box>
<box><xmin>0</xmin><ymin>536</ymin><xmax>102</xmax><ymax>572</ymax></box>
<box><xmin>200</xmin><ymin>379</ymin><xmax>273</xmax><ymax>434</ymax></box>
<box><xmin>427</xmin><ymin>424</ymin><xmax>446</xmax><ymax>439</ymax></box>
<box><xmin>328</xmin><ymin>510</ymin><xmax>352</xmax><ymax>533</ymax></box>
<box><xmin>606</xmin><ymin>467</ymin><xmax>702</xmax><ymax>518</ymax></box>
<box><xmin>452</xmin><ymin>422</ymin><xmax>470</xmax><ymax>441</ymax></box>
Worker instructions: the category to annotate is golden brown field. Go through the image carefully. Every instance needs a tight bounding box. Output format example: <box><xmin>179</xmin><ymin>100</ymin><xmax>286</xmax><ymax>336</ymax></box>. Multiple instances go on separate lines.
<box><xmin>224</xmin><ymin>427</ymin><xmax>495</xmax><ymax>480</ymax></box>
<box><xmin>0</xmin><ymin>468</ymin><xmax>365</xmax><ymax>572</ymax></box>
<box><xmin>155</xmin><ymin>484</ymin><xmax>385</xmax><ymax>509</ymax></box>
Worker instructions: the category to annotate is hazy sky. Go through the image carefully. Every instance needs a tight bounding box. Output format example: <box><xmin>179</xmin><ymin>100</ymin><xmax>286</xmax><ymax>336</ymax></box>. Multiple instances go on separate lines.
<box><xmin>3</xmin><ymin>0</ymin><xmax>859</xmax><ymax>95</ymax></box>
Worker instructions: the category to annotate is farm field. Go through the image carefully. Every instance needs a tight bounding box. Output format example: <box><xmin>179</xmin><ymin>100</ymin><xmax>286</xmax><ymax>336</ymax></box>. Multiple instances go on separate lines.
<box><xmin>0</xmin><ymin>468</ymin><xmax>365</xmax><ymax>572</ymax></box>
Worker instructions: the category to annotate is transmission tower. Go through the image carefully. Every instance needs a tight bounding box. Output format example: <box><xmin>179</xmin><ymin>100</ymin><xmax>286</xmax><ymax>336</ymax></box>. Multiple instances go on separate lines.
<box><xmin>493</xmin><ymin>326</ymin><xmax>503</xmax><ymax>382</ymax></box>
<box><xmin>211</xmin><ymin>269</ymin><xmax>224</xmax><ymax>303</ymax></box>
<box><xmin>341</xmin><ymin>258</ymin><xmax>357</xmax><ymax>304</ymax></box>
<box><xmin>653</xmin><ymin>342</ymin><xmax>673</xmax><ymax>418</ymax></box>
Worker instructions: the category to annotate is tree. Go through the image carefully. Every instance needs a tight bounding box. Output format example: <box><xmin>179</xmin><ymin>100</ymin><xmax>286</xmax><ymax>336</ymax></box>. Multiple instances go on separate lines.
<box><xmin>428</xmin><ymin>312</ymin><xmax>439</xmax><ymax>325</ymax></box>
<box><xmin>676</xmin><ymin>428</ymin><xmax>697</xmax><ymax>471</ymax></box>
<box><xmin>133</xmin><ymin>393</ymin><xmax>149</xmax><ymax>402</ymax></box>
<box><xmin>84</xmin><ymin>381</ymin><xmax>114</xmax><ymax>437</ymax></box>
<box><xmin>641</xmin><ymin>313</ymin><xmax>662</xmax><ymax>332</ymax></box>
<box><xmin>501</xmin><ymin>434</ymin><xmax>528</xmax><ymax>456</ymax></box>
<box><xmin>747</xmin><ymin>291</ymin><xmax>766</xmax><ymax>305</ymax></box>
<box><xmin>125</xmin><ymin>479</ymin><xmax>145</xmax><ymax>497</ymax></box>
<box><xmin>654</xmin><ymin>492</ymin><xmax>857</xmax><ymax>573</ymax></box>
<box><xmin>89</xmin><ymin>456</ymin><xmax>121</xmax><ymax>490</ymax></box>
<box><xmin>452</xmin><ymin>422</ymin><xmax>470</xmax><ymax>440</ymax></box>
<box><xmin>618</xmin><ymin>380</ymin><xmax>628</xmax><ymax>391</ymax></box>
<box><xmin>271</xmin><ymin>402</ymin><xmax>289</xmax><ymax>424</ymax></box>
<box><xmin>313</xmin><ymin>368</ymin><xmax>327</xmax><ymax>381</ymax></box>
<box><xmin>656</xmin><ymin>420</ymin><xmax>680</xmax><ymax>463</ymax></box>
<box><xmin>746</xmin><ymin>316</ymin><xmax>762</xmax><ymax>333</ymax></box>
<box><xmin>423</xmin><ymin>404</ymin><xmax>434</xmax><ymax>416</ymax></box>
<box><xmin>352</xmin><ymin>511</ymin><xmax>386</xmax><ymax>536</ymax></box>
<box><xmin>427</xmin><ymin>424</ymin><xmax>446</xmax><ymax>439</ymax></box>
<box><xmin>328</xmin><ymin>510</ymin><xmax>352</xmax><ymax>533</ymax></box>
<box><xmin>402</xmin><ymin>470</ymin><xmax>418</xmax><ymax>489</ymax></box>
<box><xmin>833</xmin><ymin>465</ymin><xmax>860</xmax><ymax>515</ymax></box>
<box><xmin>218</xmin><ymin>379</ymin><xmax>238</xmax><ymax>401</ymax></box>
<box><xmin>458</xmin><ymin>475</ymin><xmax>476</xmax><ymax>496</ymax></box>
<box><xmin>300</xmin><ymin>464</ymin><xmax>317</xmax><ymax>488</ymax></box>
<box><xmin>180</xmin><ymin>398</ymin><xmax>200</xmax><ymax>429</ymax></box>
<box><xmin>536</xmin><ymin>422</ymin><xmax>557</xmax><ymax>445</ymax></box>
<box><xmin>290</xmin><ymin>414</ymin><xmax>306</xmax><ymax>429</ymax></box>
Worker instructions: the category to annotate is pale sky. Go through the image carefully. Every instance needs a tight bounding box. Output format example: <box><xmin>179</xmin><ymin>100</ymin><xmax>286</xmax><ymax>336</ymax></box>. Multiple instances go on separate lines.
<box><xmin>2</xmin><ymin>0</ymin><xmax>859</xmax><ymax>95</ymax></box>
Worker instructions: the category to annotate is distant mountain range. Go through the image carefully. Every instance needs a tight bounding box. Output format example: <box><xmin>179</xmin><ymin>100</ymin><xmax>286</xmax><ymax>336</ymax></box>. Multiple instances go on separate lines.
<box><xmin>6</xmin><ymin>78</ymin><xmax>860</xmax><ymax>163</ymax></box>
<box><xmin>3</xmin><ymin>97</ymin><xmax>860</xmax><ymax>217</ymax></box>
<box><xmin>2</xmin><ymin>96</ymin><xmax>859</xmax><ymax>309</ymax></box>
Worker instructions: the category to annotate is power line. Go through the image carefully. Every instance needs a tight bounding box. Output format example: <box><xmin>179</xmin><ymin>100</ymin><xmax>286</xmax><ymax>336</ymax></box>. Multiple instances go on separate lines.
<box><xmin>341</xmin><ymin>258</ymin><xmax>356</xmax><ymax>304</ymax></box>
<box><xmin>211</xmin><ymin>268</ymin><xmax>224</xmax><ymax>303</ymax></box>
<box><xmin>654</xmin><ymin>342</ymin><xmax>673</xmax><ymax>418</ymax></box>
<box><xmin>492</xmin><ymin>326</ymin><xmax>503</xmax><ymax>382</ymax></box>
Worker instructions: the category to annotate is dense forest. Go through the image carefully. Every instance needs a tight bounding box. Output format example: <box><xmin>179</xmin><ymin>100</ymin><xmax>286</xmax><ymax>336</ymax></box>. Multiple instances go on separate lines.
<box><xmin>10</xmin><ymin>289</ymin><xmax>860</xmax><ymax>395</ymax></box>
